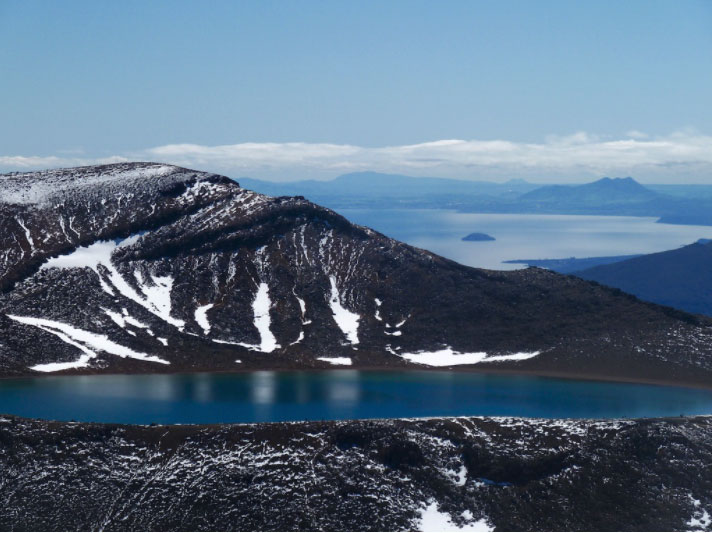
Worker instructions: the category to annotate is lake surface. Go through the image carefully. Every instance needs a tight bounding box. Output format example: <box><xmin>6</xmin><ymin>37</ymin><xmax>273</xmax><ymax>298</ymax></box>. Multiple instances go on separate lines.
<box><xmin>339</xmin><ymin>210</ymin><xmax>712</xmax><ymax>270</ymax></box>
<box><xmin>2</xmin><ymin>371</ymin><xmax>712</xmax><ymax>424</ymax></box>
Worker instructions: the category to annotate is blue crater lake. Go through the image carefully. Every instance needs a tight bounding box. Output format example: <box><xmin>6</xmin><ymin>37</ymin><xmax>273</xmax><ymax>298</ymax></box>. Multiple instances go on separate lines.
<box><xmin>2</xmin><ymin>371</ymin><xmax>712</xmax><ymax>424</ymax></box>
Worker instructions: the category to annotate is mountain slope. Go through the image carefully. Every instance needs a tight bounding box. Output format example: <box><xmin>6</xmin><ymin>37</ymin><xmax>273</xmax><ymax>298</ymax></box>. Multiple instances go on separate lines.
<box><xmin>2</xmin><ymin>163</ymin><xmax>712</xmax><ymax>386</ymax></box>
<box><xmin>575</xmin><ymin>241</ymin><xmax>712</xmax><ymax>316</ymax></box>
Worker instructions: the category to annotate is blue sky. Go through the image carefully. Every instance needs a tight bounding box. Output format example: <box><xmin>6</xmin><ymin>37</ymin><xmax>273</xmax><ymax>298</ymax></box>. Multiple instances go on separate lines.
<box><xmin>1</xmin><ymin>0</ymin><xmax>711</xmax><ymax>182</ymax></box>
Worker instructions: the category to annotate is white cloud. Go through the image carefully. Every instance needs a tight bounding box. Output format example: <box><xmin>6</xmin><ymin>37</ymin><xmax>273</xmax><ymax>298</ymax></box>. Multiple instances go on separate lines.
<box><xmin>625</xmin><ymin>130</ymin><xmax>649</xmax><ymax>139</ymax></box>
<box><xmin>3</xmin><ymin>132</ymin><xmax>712</xmax><ymax>182</ymax></box>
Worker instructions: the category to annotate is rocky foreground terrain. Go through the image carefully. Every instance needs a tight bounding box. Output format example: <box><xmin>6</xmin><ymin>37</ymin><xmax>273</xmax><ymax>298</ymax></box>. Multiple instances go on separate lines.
<box><xmin>2</xmin><ymin>162</ymin><xmax>712</xmax><ymax>386</ymax></box>
<box><xmin>0</xmin><ymin>414</ymin><xmax>710</xmax><ymax>531</ymax></box>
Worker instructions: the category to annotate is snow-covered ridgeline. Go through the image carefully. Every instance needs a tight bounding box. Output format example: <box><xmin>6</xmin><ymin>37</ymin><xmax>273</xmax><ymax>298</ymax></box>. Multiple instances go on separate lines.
<box><xmin>6</xmin><ymin>315</ymin><xmax>169</xmax><ymax>372</ymax></box>
<box><xmin>328</xmin><ymin>276</ymin><xmax>360</xmax><ymax>345</ymax></box>
<box><xmin>40</xmin><ymin>235</ymin><xmax>185</xmax><ymax>329</ymax></box>
<box><xmin>397</xmin><ymin>347</ymin><xmax>541</xmax><ymax>367</ymax></box>
<box><xmin>1</xmin><ymin>164</ymin><xmax>176</xmax><ymax>205</ymax></box>
<box><xmin>194</xmin><ymin>304</ymin><xmax>214</xmax><ymax>335</ymax></box>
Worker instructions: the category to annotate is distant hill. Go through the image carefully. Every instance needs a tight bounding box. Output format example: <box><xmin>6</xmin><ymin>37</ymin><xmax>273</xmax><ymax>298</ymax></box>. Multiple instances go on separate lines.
<box><xmin>519</xmin><ymin>177</ymin><xmax>660</xmax><ymax>208</ymax></box>
<box><xmin>461</xmin><ymin>232</ymin><xmax>495</xmax><ymax>242</ymax></box>
<box><xmin>575</xmin><ymin>241</ymin><xmax>712</xmax><ymax>316</ymax></box>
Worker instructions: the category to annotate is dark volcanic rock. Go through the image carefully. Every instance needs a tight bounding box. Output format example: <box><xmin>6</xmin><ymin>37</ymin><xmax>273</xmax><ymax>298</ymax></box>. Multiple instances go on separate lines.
<box><xmin>0</xmin><ymin>414</ymin><xmax>711</xmax><ymax>531</ymax></box>
<box><xmin>1</xmin><ymin>163</ymin><xmax>712</xmax><ymax>386</ymax></box>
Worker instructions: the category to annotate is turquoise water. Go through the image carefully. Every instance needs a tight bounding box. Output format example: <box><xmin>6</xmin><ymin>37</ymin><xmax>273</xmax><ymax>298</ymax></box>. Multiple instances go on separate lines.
<box><xmin>1</xmin><ymin>371</ymin><xmax>711</xmax><ymax>424</ymax></box>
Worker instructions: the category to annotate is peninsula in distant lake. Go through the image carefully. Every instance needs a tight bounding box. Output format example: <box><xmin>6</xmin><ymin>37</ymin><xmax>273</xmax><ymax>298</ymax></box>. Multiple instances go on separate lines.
<box><xmin>462</xmin><ymin>232</ymin><xmax>495</xmax><ymax>242</ymax></box>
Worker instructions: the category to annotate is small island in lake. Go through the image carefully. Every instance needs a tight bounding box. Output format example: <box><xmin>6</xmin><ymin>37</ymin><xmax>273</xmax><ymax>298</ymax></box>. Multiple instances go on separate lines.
<box><xmin>462</xmin><ymin>232</ymin><xmax>495</xmax><ymax>241</ymax></box>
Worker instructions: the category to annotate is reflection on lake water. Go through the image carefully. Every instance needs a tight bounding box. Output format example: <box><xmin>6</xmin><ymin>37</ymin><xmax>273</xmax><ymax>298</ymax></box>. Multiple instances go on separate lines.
<box><xmin>338</xmin><ymin>210</ymin><xmax>712</xmax><ymax>270</ymax></box>
<box><xmin>1</xmin><ymin>371</ymin><xmax>712</xmax><ymax>424</ymax></box>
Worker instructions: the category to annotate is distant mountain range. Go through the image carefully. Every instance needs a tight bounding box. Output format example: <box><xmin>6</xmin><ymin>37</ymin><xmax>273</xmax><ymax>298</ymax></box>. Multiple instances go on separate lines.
<box><xmin>239</xmin><ymin>172</ymin><xmax>712</xmax><ymax>226</ymax></box>
<box><xmin>238</xmin><ymin>171</ymin><xmax>538</xmax><ymax>210</ymax></box>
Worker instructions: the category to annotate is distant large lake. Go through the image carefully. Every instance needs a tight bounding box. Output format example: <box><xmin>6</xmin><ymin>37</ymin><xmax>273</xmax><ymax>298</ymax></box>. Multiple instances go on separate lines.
<box><xmin>339</xmin><ymin>210</ymin><xmax>712</xmax><ymax>270</ymax></box>
<box><xmin>2</xmin><ymin>371</ymin><xmax>712</xmax><ymax>424</ymax></box>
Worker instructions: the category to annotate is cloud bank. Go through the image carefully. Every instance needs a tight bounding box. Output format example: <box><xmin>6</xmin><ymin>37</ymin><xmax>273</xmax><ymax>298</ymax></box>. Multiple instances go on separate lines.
<box><xmin>2</xmin><ymin>131</ymin><xmax>712</xmax><ymax>183</ymax></box>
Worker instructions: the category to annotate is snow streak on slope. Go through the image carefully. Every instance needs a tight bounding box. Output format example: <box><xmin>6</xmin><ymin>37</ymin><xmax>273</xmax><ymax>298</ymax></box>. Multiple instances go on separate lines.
<box><xmin>6</xmin><ymin>315</ymin><xmax>169</xmax><ymax>371</ymax></box>
<box><xmin>194</xmin><ymin>304</ymin><xmax>214</xmax><ymax>335</ymax></box>
<box><xmin>328</xmin><ymin>276</ymin><xmax>360</xmax><ymax>345</ymax></box>
<box><xmin>213</xmin><ymin>283</ymin><xmax>280</xmax><ymax>352</ymax></box>
<box><xmin>133</xmin><ymin>272</ymin><xmax>184</xmax><ymax>329</ymax></box>
<box><xmin>398</xmin><ymin>347</ymin><xmax>540</xmax><ymax>367</ymax></box>
<box><xmin>253</xmin><ymin>283</ymin><xmax>279</xmax><ymax>353</ymax></box>
<box><xmin>40</xmin><ymin>235</ymin><xmax>186</xmax><ymax>329</ymax></box>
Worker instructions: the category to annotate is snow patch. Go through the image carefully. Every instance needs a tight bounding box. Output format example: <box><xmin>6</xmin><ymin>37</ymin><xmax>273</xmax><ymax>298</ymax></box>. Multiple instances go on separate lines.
<box><xmin>328</xmin><ymin>276</ymin><xmax>360</xmax><ymax>345</ymax></box>
<box><xmin>134</xmin><ymin>272</ymin><xmax>184</xmax><ymax>329</ymax></box>
<box><xmin>445</xmin><ymin>465</ymin><xmax>467</xmax><ymax>486</ymax></box>
<box><xmin>417</xmin><ymin>501</ymin><xmax>492</xmax><ymax>532</ymax></box>
<box><xmin>374</xmin><ymin>298</ymin><xmax>383</xmax><ymax>321</ymax></box>
<box><xmin>7</xmin><ymin>314</ymin><xmax>169</xmax><ymax>370</ymax></box>
<box><xmin>688</xmin><ymin>495</ymin><xmax>711</xmax><ymax>530</ymax></box>
<box><xmin>17</xmin><ymin>219</ymin><xmax>35</xmax><ymax>253</ymax></box>
<box><xmin>253</xmin><ymin>283</ymin><xmax>279</xmax><ymax>352</ymax></box>
<box><xmin>194</xmin><ymin>303</ymin><xmax>214</xmax><ymax>335</ymax></box>
<box><xmin>397</xmin><ymin>347</ymin><xmax>540</xmax><ymax>367</ymax></box>
<box><xmin>293</xmin><ymin>291</ymin><xmax>311</xmax><ymax>325</ymax></box>
<box><xmin>102</xmin><ymin>307</ymin><xmax>149</xmax><ymax>330</ymax></box>
<box><xmin>317</xmin><ymin>357</ymin><xmax>353</xmax><ymax>366</ymax></box>
<box><xmin>290</xmin><ymin>331</ymin><xmax>305</xmax><ymax>345</ymax></box>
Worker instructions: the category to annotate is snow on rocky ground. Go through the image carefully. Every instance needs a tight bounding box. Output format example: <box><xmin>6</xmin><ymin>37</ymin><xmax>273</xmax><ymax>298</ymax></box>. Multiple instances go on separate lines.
<box><xmin>2</xmin><ymin>164</ymin><xmax>175</xmax><ymax>205</ymax></box>
<box><xmin>328</xmin><ymin>275</ymin><xmax>360</xmax><ymax>345</ymax></box>
<box><xmin>194</xmin><ymin>303</ymin><xmax>214</xmax><ymax>335</ymax></box>
<box><xmin>688</xmin><ymin>494</ymin><xmax>712</xmax><ymax>531</ymax></box>
<box><xmin>316</xmin><ymin>357</ymin><xmax>353</xmax><ymax>366</ymax></box>
<box><xmin>252</xmin><ymin>282</ymin><xmax>279</xmax><ymax>353</ymax></box>
<box><xmin>6</xmin><ymin>314</ymin><xmax>168</xmax><ymax>370</ymax></box>
<box><xmin>417</xmin><ymin>501</ymin><xmax>493</xmax><ymax>532</ymax></box>
<box><xmin>1</xmin><ymin>415</ymin><xmax>711</xmax><ymax>531</ymax></box>
<box><xmin>397</xmin><ymin>346</ymin><xmax>540</xmax><ymax>366</ymax></box>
